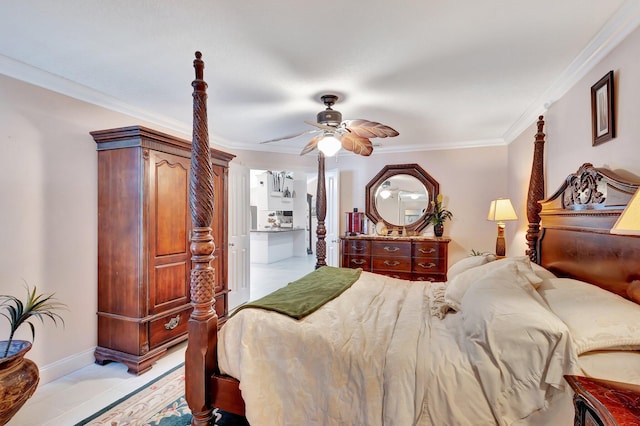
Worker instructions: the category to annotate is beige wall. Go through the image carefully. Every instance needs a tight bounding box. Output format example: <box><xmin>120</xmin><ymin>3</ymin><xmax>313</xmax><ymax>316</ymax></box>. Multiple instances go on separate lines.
<box><xmin>1</xmin><ymin>23</ymin><xmax>639</xmax><ymax>384</ymax></box>
<box><xmin>507</xmin><ymin>25</ymin><xmax>640</xmax><ymax>255</ymax></box>
<box><xmin>332</xmin><ymin>147</ymin><xmax>509</xmax><ymax>263</ymax></box>
<box><xmin>0</xmin><ymin>75</ymin><xmax>193</xmax><ymax>382</ymax></box>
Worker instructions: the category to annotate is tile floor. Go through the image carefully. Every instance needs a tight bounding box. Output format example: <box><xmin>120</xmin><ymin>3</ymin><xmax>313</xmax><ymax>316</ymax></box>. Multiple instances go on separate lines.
<box><xmin>8</xmin><ymin>254</ymin><xmax>317</xmax><ymax>426</ymax></box>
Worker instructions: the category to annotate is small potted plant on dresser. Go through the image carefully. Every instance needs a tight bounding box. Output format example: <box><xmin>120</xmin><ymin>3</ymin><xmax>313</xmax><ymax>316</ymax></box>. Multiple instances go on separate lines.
<box><xmin>424</xmin><ymin>194</ymin><xmax>453</xmax><ymax>237</ymax></box>
<box><xmin>0</xmin><ymin>284</ymin><xmax>66</xmax><ymax>425</ymax></box>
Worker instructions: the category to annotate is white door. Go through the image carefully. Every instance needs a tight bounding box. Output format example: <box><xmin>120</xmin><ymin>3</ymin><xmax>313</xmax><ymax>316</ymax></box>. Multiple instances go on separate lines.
<box><xmin>228</xmin><ymin>163</ymin><xmax>250</xmax><ymax>310</ymax></box>
<box><xmin>325</xmin><ymin>168</ymin><xmax>340</xmax><ymax>266</ymax></box>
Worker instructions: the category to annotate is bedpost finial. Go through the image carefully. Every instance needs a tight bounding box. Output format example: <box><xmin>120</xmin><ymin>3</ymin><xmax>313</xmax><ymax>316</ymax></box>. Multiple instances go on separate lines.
<box><xmin>193</xmin><ymin>51</ymin><xmax>204</xmax><ymax>81</ymax></box>
<box><xmin>536</xmin><ymin>116</ymin><xmax>545</xmax><ymax>141</ymax></box>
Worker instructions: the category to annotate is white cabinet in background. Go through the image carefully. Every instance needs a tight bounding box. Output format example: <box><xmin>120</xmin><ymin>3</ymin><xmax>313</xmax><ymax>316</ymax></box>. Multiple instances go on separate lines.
<box><xmin>252</xmin><ymin>171</ymin><xmax>295</xmax><ymax>211</ymax></box>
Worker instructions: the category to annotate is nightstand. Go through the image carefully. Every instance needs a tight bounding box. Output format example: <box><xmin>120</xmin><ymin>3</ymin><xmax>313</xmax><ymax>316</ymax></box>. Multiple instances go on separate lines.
<box><xmin>564</xmin><ymin>375</ymin><xmax>640</xmax><ymax>425</ymax></box>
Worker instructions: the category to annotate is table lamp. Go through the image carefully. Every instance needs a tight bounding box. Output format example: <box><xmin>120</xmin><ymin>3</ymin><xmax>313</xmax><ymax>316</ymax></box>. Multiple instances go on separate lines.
<box><xmin>487</xmin><ymin>198</ymin><xmax>518</xmax><ymax>257</ymax></box>
<box><xmin>610</xmin><ymin>188</ymin><xmax>640</xmax><ymax>235</ymax></box>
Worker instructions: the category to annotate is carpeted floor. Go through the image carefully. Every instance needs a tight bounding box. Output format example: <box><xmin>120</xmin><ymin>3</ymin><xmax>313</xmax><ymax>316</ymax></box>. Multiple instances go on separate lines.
<box><xmin>75</xmin><ymin>363</ymin><xmax>249</xmax><ymax>426</ymax></box>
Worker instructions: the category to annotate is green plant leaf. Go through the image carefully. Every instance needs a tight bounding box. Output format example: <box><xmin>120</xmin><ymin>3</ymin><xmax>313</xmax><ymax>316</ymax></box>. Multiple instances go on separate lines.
<box><xmin>1</xmin><ymin>283</ymin><xmax>67</xmax><ymax>358</ymax></box>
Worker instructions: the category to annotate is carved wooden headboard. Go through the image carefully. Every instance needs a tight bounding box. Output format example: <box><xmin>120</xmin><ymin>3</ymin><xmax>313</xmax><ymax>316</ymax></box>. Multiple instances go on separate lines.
<box><xmin>525</xmin><ymin>117</ymin><xmax>640</xmax><ymax>303</ymax></box>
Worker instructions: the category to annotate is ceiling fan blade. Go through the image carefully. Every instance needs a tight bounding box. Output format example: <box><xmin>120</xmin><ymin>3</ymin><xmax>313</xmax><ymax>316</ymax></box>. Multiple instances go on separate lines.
<box><xmin>304</xmin><ymin>120</ymin><xmax>336</xmax><ymax>131</ymax></box>
<box><xmin>344</xmin><ymin>119</ymin><xmax>399</xmax><ymax>139</ymax></box>
<box><xmin>341</xmin><ymin>133</ymin><xmax>373</xmax><ymax>157</ymax></box>
<box><xmin>259</xmin><ymin>128</ymin><xmax>320</xmax><ymax>144</ymax></box>
<box><xmin>300</xmin><ymin>135</ymin><xmax>323</xmax><ymax>156</ymax></box>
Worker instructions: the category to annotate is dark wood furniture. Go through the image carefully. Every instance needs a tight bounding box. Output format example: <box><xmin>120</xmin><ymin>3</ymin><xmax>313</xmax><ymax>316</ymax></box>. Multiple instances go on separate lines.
<box><xmin>526</xmin><ymin>116</ymin><xmax>640</xmax><ymax>426</ymax></box>
<box><xmin>91</xmin><ymin>125</ymin><xmax>234</xmax><ymax>375</ymax></box>
<box><xmin>340</xmin><ymin>235</ymin><xmax>449</xmax><ymax>281</ymax></box>
<box><xmin>184</xmin><ymin>54</ymin><xmax>640</xmax><ymax>425</ymax></box>
<box><xmin>564</xmin><ymin>375</ymin><xmax>640</xmax><ymax>426</ymax></box>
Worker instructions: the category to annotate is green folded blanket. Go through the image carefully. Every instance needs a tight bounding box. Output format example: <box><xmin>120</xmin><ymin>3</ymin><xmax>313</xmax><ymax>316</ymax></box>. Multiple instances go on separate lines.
<box><xmin>231</xmin><ymin>266</ymin><xmax>362</xmax><ymax>320</ymax></box>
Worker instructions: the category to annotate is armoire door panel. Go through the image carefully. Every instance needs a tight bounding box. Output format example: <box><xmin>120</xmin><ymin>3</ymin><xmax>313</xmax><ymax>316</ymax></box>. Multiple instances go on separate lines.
<box><xmin>97</xmin><ymin>148</ymin><xmax>144</xmax><ymax>317</ymax></box>
<box><xmin>152</xmin><ymin>262</ymin><xmax>189</xmax><ymax>310</ymax></box>
<box><xmin>210</xmin><ymin>164</ymin><xmax>226</xmax><ymax>294</ymax></box>
<box><xmin>154</xmin><ymin>156</ymin><xmax>189</xmax><ymax>256</ymax></box>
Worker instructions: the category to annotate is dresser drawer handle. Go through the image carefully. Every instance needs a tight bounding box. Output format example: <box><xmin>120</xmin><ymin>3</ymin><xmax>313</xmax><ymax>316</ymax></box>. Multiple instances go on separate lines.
<box><xmin>418</xmin><ymin>262</ymin><xmax>436</xmax><ymax>269</ymax></box>
<box><xmin>418</xmin><ymin>248</ymin><xmax>436</xmax><ymax>254</ymax></box>
<box><xmin>351</xmin><ymin>244</ymin><xmax>366</xmax><ymax>251</ymax></box>
<box><xmin>384</xmin><ymin>260</ymin><xmax>401</xmax><ymax>266</ymax></box>
<box><xmin>164</xmin><ymin>315</ymin><xmax>181</xmax><ymax>330</ymax></box>
<box><xmin>383</xmin><ymin>246</ymin><xmax>400</xmax><ymax>252</ymax></box>
<box><xmin>351</xmin><ymin>259</ymin><xmax>367</xmax><ymax>265</ymax></box>
<box><xmin>416</xmin><ymin>276</ymin><xmax>436</xmax><ymax>282</ymax></box>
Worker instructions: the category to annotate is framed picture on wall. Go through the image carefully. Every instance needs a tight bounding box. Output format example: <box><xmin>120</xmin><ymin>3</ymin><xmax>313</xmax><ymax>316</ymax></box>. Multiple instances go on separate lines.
<box><xmin>591</xmin><ymin>70</ymin><xmax>615</xmax><ymax>146</ymax></box>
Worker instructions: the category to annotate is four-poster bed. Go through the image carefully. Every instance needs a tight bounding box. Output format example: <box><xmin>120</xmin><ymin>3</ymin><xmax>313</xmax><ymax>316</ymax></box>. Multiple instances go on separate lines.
<box><xmin>185</xmin><ymin>53</ymin><xmax>640</xmax><ymax>425</ymax></box>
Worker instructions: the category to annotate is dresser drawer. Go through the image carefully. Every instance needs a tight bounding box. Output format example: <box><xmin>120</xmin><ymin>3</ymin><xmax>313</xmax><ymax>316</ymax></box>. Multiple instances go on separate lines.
<box><xmin>376</xmin><ymin>271</ymin><xmax>413</xmax><ymax>280</ymax></box>
<box><xmin>372</xmin><ymin>257</ymin><xmax>411</xmax><ymax>272</ymax></box>
<box><xmin>412</xmin><ymin>241</ymin><xmax>447</xmax><ymax>259</ymax></box>
<box><xmin>345</xmin><ymin>256</ymin><xmax>371</xmax><ymax>270</ymax></box>
<box><xmin>340</xmin><ymin>236</ymin><xmax>450</xmax><ymax>282</ymax></box>
<box><xmin>412</xmin><ymin>257</ymin><xmax>447</xmax><ymax>274</ymax></box>
<box><xmin>344</xmin><ymin>240</ymin><xmax>371</xmax><ymax>255</ymax></box>
<box><xmin>149</xmin><ymin>305</ymin><xmax>192</xmax><ymax>349</ymax></box>
<box><xmin>372</xmin><ymin>241</ymin><xmax>411</xmax><ymax>257</ymax></box>
<box><xmin>412</xmin><ymin>273</ymin><xmax>447</xmax><ymax>282</ymax></box>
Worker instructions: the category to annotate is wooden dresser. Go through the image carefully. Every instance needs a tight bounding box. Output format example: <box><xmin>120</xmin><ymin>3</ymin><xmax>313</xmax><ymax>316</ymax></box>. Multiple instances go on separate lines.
<box><xmin>340</xmin><ymin>235</ymin><xmax>450</xmax><ymax>281</ymax></box>
<box><xmin>91</xmin><ymin>126</ymin><xmax>234</xmax><ymax>374</ymax></box>
<box><xmin>565</xmin><ymin>375</ymin><xmax>640</xmax><ymax>426</ymax></box>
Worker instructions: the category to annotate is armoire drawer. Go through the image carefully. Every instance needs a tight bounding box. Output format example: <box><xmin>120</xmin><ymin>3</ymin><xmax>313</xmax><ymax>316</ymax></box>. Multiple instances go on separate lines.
<box><xmin>149</xmin><ymin>306</ymin><xmax>192</xmax><ymax>349</ymax></box>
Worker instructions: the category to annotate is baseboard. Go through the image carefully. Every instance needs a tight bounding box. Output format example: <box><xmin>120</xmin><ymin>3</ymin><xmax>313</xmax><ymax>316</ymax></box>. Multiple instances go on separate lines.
<box><xmin>38</xmin><ymin>346</ymin><xmax>96</xmax><ymax>385</ymax></box>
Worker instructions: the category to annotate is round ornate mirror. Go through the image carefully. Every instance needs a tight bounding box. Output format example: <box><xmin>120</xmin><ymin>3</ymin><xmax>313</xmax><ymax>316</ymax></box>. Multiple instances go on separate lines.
<box><xmin>365</xmin><ymin>164</ymin><xmax>439</xmax><ymax>234</ymax></box>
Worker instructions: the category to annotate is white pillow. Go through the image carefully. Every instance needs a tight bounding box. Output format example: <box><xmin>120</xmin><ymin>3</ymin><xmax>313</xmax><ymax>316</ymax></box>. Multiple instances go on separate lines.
<box><xmin>537</xmin><ymin>278</ymin><xmax>640</xmax><ymax>354</ymax></box>
<box><xmin>443</xmin><ymin>256</ymin><xmax>543</xmax><ymax>312</ymax></box>
<box><xmin>447</xmin><ymin>253</ymin><xmax>496</xmax><ymax>280</ymax></box>
<box><xmin>461</xmin><ymin>267</ymin><xmax>579</xmax><ymax>422</ymax></box>
<box><xmin>530</xmin><ymin>262</ymin><xmax>557</xmax><ymax>281</ymax></box>
<box><xmin>578</xmin><ymin>351</ymin><xmax>640</xmax><ymax>385</ymax></box>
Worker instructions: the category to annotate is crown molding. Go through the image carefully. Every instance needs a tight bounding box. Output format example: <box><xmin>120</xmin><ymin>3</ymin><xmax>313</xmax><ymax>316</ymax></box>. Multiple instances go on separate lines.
<box><xmin>503</xmin><ymin>0</ymin><xmax>640</xmax><ymax>143</ymax></box>
<box><xmin>0</xmin><ymin>54</ymin><xmax>193</xmax><ymax>135</ymax></box>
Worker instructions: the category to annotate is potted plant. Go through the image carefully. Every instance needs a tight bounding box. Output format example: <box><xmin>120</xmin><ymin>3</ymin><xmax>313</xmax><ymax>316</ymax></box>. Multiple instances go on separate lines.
<box><xmin>424</xmin><ymin>194</ymin><xmax>453</xmax><ymax>237</ymax></box>
<box><xmin>0</xmin><ymin>283</ymin><xmax>66</xmax><ymax>424</ymax></box>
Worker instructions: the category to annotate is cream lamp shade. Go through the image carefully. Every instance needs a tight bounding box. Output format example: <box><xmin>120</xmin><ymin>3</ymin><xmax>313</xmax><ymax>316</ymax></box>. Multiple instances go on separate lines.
<box><xmin>611</xmin><ymin>188</ymin><xmax>640</xmax><ymax>235</ymax></box>
<box><xmin>487</xmin><ymin>198</ymin><xmax>518</xmax><ymax>223</ymax></box>
<box><xmin>487</xmin><ymin>198</ymin><xmax>517</xmax><ymax>257</ymax></box>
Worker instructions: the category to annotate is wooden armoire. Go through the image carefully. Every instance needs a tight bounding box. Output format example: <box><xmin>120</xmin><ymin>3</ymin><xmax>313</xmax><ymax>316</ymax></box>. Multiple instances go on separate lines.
<box><xmin>91</xmin><ymin>126</ymin><xmax>234</xmax><ymax>374</ymax></box>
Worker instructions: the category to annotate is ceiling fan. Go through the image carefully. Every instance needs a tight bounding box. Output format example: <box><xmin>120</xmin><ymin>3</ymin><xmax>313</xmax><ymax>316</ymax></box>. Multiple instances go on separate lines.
<box><xmin>259</xmin><ymin>94</ymin><xmax>399</xmax><ymax>156</ymax></box>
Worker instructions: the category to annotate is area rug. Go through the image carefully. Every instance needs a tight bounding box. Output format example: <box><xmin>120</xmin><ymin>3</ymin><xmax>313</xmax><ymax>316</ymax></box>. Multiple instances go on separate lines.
<box><xmin>75</xmin><ymin>363</ymin><xmax>249</xmax><ymax>426</ymax></box>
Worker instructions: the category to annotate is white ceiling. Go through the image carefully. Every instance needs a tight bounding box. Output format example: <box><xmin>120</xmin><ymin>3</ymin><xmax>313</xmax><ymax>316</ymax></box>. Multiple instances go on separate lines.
<box><xmin>1</xmin><ymin>1</ymin><xmax>639</xmax><ymax>155</ymax></box>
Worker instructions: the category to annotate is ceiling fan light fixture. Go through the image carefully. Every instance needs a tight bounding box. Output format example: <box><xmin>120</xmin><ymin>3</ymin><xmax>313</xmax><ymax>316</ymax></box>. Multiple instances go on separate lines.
<box><xmin>317</xmin><ymin>134</ymin><xmax>342</xmax><ymax>157</ymax></box>
<box><xmin>317</xmin><ymin>109</ymin><xmax>342</xmax><ymax>126</ymax></box>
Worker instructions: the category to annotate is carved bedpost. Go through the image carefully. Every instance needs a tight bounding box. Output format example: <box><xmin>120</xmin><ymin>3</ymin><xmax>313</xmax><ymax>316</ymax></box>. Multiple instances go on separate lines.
<box><xmin>526</xmin><ymin>115</ymin><xmax>546</xmax><ymax>263</ymax></box>
<box><xmin>185</xmin><ymin>51</ymin><xmax>217</xmax><ymax>426</ymax></box>
<box><xmin>315</xmin><ymin>152</ymin><xmax>327</xmax><ymax>269</ymax></box>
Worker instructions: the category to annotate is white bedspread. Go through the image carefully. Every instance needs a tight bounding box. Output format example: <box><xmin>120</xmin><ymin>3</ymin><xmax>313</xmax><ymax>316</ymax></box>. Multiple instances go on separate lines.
<box><xmin>218</xmin><ymin>270</ymin><xmax>578</xmax><ymax>425</ymax></box>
